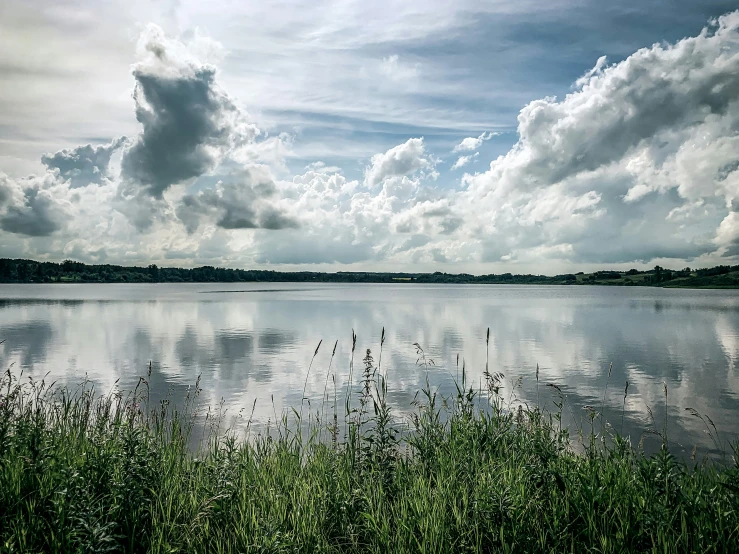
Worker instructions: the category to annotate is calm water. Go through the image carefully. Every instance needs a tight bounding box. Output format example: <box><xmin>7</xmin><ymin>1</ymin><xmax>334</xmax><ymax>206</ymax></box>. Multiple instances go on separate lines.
<box><xmin>2</xmin><ymin>283</ymin><xmax>739</xmax><ymax>459</ymax></box>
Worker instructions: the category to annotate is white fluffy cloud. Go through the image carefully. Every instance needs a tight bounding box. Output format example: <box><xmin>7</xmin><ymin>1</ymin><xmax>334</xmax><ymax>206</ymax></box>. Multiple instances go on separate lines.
<box><xmin>458</xmin><ymin>10</ymin><xmax>739</xmax><ymax>265</ymax></box>
<box><xmin>364</xmin><ymin>137</ymin><xmax>433</xmax><ymax>187</ymax></box>
<box><xmin>2</xmin><ymin>13</ymin><xmax>739</xmax><ymax>272</ymax></box>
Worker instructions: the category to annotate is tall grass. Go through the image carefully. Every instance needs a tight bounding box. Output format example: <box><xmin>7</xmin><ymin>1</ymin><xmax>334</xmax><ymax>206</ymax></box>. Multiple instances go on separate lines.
<box><xmin>1</xmin><ymin>341</ymin><xmax>738</xmax><ymax>553</ymax></box>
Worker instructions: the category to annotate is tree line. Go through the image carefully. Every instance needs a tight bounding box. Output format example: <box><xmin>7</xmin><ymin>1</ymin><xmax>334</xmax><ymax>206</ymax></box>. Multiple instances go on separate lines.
<box><xmin>1</xmin><ymin>258</ymin><xmax>738</xmax><ymax>287</ymax></box>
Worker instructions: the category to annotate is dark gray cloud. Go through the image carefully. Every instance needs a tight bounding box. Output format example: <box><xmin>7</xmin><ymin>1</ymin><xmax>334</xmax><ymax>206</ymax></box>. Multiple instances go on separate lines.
<box><xmin>176</xmin><ymin>168</ymin><xmax>298</xmax><ymax>232</ymax></box>
<box><xmin>112</xmin><ymin>27</ymin><xmax>263</xmax><ymax>232</ymax></box>
<box><xmin>258</xmin><ymin>208</ymin><xmax>300</xmax><ymax>231</ymax></box>
<box><xmin>121</xmin><ymin>66</ymin><xmax>239</xmax><ymax>197</ymax></box>
<box><xmin>0</xmin><ymin>182</ymin><xmax>10</xmax><ymax>206</ymax></box>
<box><xmin>0</xmin><ymin>175</ymin><xmax>67</xmax><ymax>237</ymax></box>
<box><xmin>1</xmin><ymin>193</ymin><xmax>62</xmax><ymax>236</ymax></box>
<box><xmin>119</xmin><ymin>27</ymin><xmax>257</xmax><ymax>199</ymax></box>
<box><xmin>42</xmin><ymin>138</ymin><xmax>126</xmax><ymax>188</ymax></box>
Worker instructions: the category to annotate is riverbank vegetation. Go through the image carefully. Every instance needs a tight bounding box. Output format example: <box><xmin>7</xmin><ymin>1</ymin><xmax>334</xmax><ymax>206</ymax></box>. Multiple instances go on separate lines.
<box><xmin>3</xmin><ymin>258</ymin><xmax>739</xmax><ymax>288</ymax></box>
<box><xmin>1</xmin><ymin>342</ymin><xmax>738</xmax><ymax>553</ymax></box>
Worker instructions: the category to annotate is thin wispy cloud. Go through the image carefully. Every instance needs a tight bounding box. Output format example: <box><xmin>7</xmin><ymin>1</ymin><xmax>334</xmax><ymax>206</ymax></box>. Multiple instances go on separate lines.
<box><xmin>451</xmin><ymin>153</ymin><xmax>479</xmax><ymax>170</ymax></box>
<box><xmin>452</xmin><ymin>132</ymin><xmax>498</xmax><ymax>153</ymax></box>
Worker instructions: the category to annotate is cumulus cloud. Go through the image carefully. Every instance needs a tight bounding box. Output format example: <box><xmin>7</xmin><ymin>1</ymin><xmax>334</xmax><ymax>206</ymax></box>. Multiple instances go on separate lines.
<box><xmin>365</xmin><ymin>138</ymin><xmax>432</xmax><ymax>187</ymax></box>
<box><xmin>0</xmin><ymin>174</ymin><xmax>69</xmax><ymax>236</ymax></box>
<box><xmin>252</xmin><ymin>163</ymin><xmax>447</xmax><ymax>265</ymax></box>
<box><xmin>0</xmin><ymin>25</ymin><xmax>296</xmax><ymax>253</ymax></box>
<box><xmin>3</xmin><ymin>12</ymin><xmax>739</xmax><ymax>271</ymax></box>
<box><xmin>42</xmin><ymin>138</ymin><xmax>127</xmax><ymax>188</ymax></box>
<box><xmin>461</xmin><ymin>10</ymin><xmax>739</xmax><ymax>264</ymax></box>
<box><xmin>253</xmin><ymin>168</ymin><xmax>373</xmax><ymax>265</ymax></box>
<box><xmin>479</xmin><ymin>14</ymin><xmax>739</xmax><ymax>197</ymax></box>
<box><xmin>176</xmin><ymin>166</ymin><xmax>298</xmax><ymax>233</ymax></box>
<box><xmin>120</xmin><ymin>24</ymin><xmax>258</xmax><ymax>199</ymax></box>
<box><xmin>574</xmin><ymin>55</ymin><xmax>608</xmax><ymax>89</ymax></box>
<box><xmin>452</xmin><ymin>132</ymin><xmax>497</xmax><ymax>153</ymax></box>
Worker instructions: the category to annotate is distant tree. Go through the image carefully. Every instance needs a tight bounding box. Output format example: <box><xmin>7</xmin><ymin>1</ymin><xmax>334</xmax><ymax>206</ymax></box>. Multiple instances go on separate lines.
<box><xmin>4</xmin><ymin>257</ymin><xmax>739</xmax><ymax>286</ymax></box>
<box><xmin>17</xmin><ymin>261</ymin><xmax>28</xmax><ymax>282</ymax></box>
<box><xmin>0</xmin><ymin>260</ymin><xmax>11</xmax><ymax>280</ymax></box>
<box><xmin>596</xmin><ymin>271</ymin><xmax>621</xmax><ymax>280</ymax></box>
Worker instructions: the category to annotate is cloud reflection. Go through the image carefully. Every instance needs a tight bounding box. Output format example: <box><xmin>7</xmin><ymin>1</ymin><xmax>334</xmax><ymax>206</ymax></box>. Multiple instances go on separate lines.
<box><xmin>0</xmin><ymin>283</ymin><xmax>738</xmax><ymax>459</ymax></box>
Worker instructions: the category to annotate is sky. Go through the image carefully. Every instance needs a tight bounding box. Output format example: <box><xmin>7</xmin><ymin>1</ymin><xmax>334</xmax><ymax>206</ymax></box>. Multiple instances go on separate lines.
<box><xmin>1</xmin><ymin>0</ymin><xmax>738</xmax><ymax>274</ymax></box>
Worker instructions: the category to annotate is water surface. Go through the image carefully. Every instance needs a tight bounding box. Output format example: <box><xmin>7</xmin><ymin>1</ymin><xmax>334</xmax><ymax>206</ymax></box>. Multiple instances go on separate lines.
<box><xmin>2</xmin><ymin>283</ymin><xmax>738</xmax><ymax>459</ymax></box>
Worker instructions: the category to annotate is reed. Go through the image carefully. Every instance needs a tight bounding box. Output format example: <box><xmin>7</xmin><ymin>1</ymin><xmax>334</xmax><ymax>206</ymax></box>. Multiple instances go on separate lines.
<box><xmin>1</xmin><ymin>343</ymin><xmax>738</xmax><ymax>553</ymax></box>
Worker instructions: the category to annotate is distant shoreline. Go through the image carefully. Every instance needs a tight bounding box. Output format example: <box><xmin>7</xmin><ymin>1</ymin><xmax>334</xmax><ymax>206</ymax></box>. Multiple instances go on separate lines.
<box><xmin>3</xmin><ymin>258</ymin><xmax>739</xmax><ymax>289</ymax></box>
<box><xmin>4</xmin><ymin>281</ymin><xmax>739</xmax><ymax>291</ymax></box>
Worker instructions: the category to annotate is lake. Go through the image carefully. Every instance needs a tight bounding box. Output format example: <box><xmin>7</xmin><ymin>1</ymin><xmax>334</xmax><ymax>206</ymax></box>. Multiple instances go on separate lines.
<box><xmin>1</xmin><ymin>283</ymin><xmax>738</xmax><ymax>459</ymax></box>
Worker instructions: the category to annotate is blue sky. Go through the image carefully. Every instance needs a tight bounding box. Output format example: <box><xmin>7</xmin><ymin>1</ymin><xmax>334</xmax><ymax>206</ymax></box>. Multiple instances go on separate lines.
<box><xmin>1</xmin><ymin>1</ymin><xmax>738</xmax><ymax>272</ymax></box>
<box><xmin>239</xmin><ymin>0</ymin><xmax>739</xmax><ymax>180</ymax></box>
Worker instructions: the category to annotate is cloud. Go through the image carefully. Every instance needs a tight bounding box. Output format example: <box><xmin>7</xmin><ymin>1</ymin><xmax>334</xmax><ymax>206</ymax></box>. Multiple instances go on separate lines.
<box><xmin>176</xmin><ymin>166</ymin><xmax>298</xmax><ymax>233</ymax></box>
<box><xmin>41</xmin><ymin>138</ymin><xmax>127</xmax><ymax>188</ymax></box>
<box><xmin>365</xmin><ymin>137</ymin><xmax>432</xmax><ymax>187</ymax></box>
<box><xmin>120</xmin><ymin>24</ymin><xmax>258</xmax><ymax>199</ymax></box>
<box><xmin>304</xmin><ymin>161</ymin><xmax>343</xmax><ymax>174</ymax></box>
<box><xmin>461</xmin><ymin>10</ymin><xmax>739</xmax><ymax>264</ymax></box>
<box><xmin>483</xmin><ymin>13</ymin><xmax>739</xmax><ymax>196</ymax></box>
<box><xmin>0</xmin><ymin>173</ymin><xmax>69</xmax><ymax>236</ymax></box>
<box><xmin>3</xmin><ymin>11</ymin><xmax>739</xmax><ymax>271</ymax></box>
<box><xmin>574</xmin><ymin>55</ymin><xmax>608</xmax><ymax>89</ymax></box>
<box><xmin>452</xmin><ymin>132</ymin><xmax>497</xmax><ymax>153</ymax></box>
<box><xmin>252</xmin><ymin>163</ymin><xmax>445</xmax><ymax>265</ymax></box>
<box><xmin>451</xmin><ymin>152</ymin><xmax>478</xmax><ymax>170</ymax></box>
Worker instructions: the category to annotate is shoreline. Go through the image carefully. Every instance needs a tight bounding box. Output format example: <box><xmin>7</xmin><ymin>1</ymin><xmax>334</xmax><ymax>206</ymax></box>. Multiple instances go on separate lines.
<box><xmin>5</xmin><ymin>258</ymin><xmax>739</xmax><ymax>289</ymax></box>
<box><xmin>3</xmin><ymin>280</ymin><xmax>739</xmax><ymax>290</ymax></box>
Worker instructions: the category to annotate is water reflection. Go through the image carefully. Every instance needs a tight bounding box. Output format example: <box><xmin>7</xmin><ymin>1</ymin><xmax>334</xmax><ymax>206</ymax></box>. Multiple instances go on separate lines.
<box><xmin>258</xmin><ymin>330</ymin><xmax>296</xmax><ymax>354</ymax></box>
<box><xmin>0</xmin><ymin>320</ymin><xmax>55</xmax><ymax>369</ymax></box>
<box><xmin>0</xmin><ymin>284</ymin><xmax>738</xmax><ymax>460</ymax></box>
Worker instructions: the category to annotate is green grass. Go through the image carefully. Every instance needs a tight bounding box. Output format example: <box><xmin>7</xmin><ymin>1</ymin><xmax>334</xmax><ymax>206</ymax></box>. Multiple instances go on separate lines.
<box><xmin>1</xmin><ymin>344</ymin><xmax>738</xmax><ymax>553</ymax></box>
